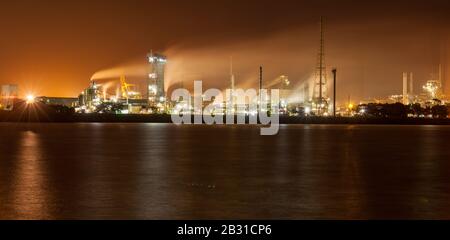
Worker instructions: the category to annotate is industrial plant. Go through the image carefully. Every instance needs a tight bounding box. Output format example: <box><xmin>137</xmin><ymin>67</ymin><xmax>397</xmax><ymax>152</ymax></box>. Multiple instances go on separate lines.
<box><xmin>75</xmin><ymin>52</ymin><xmax>168</xmax><ymax>115</ymax></box>
<box><xmin>1</xmin><ymin>18</ymin><xmax>449</xmax><ymax>120</ymax></box>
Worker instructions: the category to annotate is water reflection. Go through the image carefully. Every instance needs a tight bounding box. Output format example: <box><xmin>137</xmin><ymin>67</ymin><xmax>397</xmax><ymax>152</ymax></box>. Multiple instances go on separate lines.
<box><xmin>0</xmin><ymin>123</ymin><xmax>449</xmax><ymax>219</ymax></box>
<box><xmin>7</xmin><ymin>130</ymin><xmax>52</xmax><ymax>219</ymax></box>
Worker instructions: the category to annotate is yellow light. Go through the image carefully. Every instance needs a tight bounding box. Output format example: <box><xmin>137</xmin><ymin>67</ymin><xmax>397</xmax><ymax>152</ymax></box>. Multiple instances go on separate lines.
<box><xmin>348</xmin><ymin>103</ymin><xmax>354</xmax><ymax>110</ymax></box>
<box><xmin>26</xmin><ymin>94</ymin><xmax>35</xmax><ymax>104</ymax></box>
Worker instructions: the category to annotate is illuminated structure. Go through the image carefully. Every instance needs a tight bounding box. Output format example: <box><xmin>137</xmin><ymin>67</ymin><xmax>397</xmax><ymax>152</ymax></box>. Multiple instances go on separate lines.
<box><xmin>278</xmin><ymin>75</ymin><xmax>291</xmax><ymax>114</ymax></box>
<box><xmin>312</xmin><ymin>17</ymin><xmax>329</xmax><ymax>116</ymax></box>
<box><xmin>120</xmin><ymin>75</ymin><xmax>141</xmax><ymax>102</ymax></box>
<box><xmin>36</xmin><ymin>96</ymin><xmax>78</xmax><ymax>107</ymax></box>
<box><xmin>332</xmin><ymin>69</ymin><xmax>337</xmax><ymax>117</ymax></box>
<box><xmin>79</xmin><ymin>81</ymin><xmax>102</xmax><ymax>112</ymax></box>
<box><xmin>422</xmin><ymin>65</ymin><xmax>444</xmax><ymax>103</ymax></box>
<box><xmin>0</xmin><ymin>84</ymin><xmax>18</xmax><ymax>111</ymax></box>
<box><xmin>423</xmin><ymin>80</ymin><xmax>442</xmax><ymax>100</ymax></box>
<box><xmin>76</xmin><ymin>77</ymin><xmax>150</xmax><ymax>114</ymax></box>
<box><xmin>148</xmin><ymin>52</ymin><xmax>167</xmax><ymax>108</ymax></box>
<box><xmin>403</xmin><ymin>72</ymin><xmax>408</xmax><ymax>104</ymax></box>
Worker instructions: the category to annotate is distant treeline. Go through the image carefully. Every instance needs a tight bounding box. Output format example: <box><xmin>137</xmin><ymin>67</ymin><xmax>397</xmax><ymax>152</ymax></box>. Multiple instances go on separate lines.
<box><xmin>358</xmin><ymin>103</ymin><xmax>449</xmax><ymax>119</ymax></box>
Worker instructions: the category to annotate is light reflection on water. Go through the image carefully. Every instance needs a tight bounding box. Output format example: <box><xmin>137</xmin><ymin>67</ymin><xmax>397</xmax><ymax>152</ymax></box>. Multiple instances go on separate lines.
<box><xmin>11</xmin><ymin>131</ymin><xmax>52</xmax><ymax>219</ymax></box>
<box><xmin>0</xmin><ymin>123</ymin><xmax>450</xmax><ymax>219</ymax></box>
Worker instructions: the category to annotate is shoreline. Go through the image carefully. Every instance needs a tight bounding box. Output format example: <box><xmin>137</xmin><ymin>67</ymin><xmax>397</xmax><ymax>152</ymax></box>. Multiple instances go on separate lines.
<box><xmin>1</xmin><ymin>112</ymin><xmax>450</xmax><ymax>125</ymax></box>
<box><xmin>2</xmin><ymin>101</ymin><xmax>449</xmax><ymax>125</ymax></box>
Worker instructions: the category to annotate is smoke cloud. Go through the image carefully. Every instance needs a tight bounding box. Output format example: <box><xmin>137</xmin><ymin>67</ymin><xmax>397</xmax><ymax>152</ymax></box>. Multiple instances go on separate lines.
<box><xmin>88</xmin><ymin>10</ymin><xmax>449</xmax><ymax>105</ymax></box>
<box><xmin>163</xmin><ymin>18</ymin><xmax>448</xmax><ymax>105</ymax></box>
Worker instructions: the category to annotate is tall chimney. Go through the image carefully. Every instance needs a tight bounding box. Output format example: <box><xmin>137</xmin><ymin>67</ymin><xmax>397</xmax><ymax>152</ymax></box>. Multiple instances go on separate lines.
<box><xmin>403</xmin><ymin>72</ymin><xmax>408</xmax><ymax>105</ymax></box>
<box><xmin>230</xmin><ymin>57</ymin><xmax>235</xmax><ymax>92</ymax></box>
<box><xmin>230</xmin><ymin>57</ymin><xmax>235</xmax><ymax>114</ymax></box>
<box><xmin>259</xmin><ymin>66</ymin><xmax>263</xmax><ymax>111</ymax></box>
<box><xmin>409</xmin><ymin>72</ymin><xmax>414</xmax><ymax>95</ymax></box>
<box><xmin>332</xmin><ymin>68</ymin><xmax>337</xmax><ymax>117</ymax></box>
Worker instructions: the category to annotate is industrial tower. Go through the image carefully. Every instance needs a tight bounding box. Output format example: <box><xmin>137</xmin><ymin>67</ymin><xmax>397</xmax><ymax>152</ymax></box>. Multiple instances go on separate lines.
<box><xmin>229</xmin><ymin>57</ymin><xmax>236</xmax><ymax>114</ymax></box>
<box><xmin>148</xmin><ymin>52</ymin><xmax>167</xmax><ymax>107</ymax></box>
<box><xmin>312</xmin><ymin>17</ymin><xmax>329</xmax><ymax>115</ymax></box>
<box><xmin>230</xmin><ymin>57</ymin><xmax>235</xmax><ymax>94</ymax></box>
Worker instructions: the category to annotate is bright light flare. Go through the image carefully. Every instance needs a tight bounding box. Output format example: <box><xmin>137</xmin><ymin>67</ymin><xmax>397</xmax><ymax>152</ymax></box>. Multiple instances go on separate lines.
<box><xmin>304</xmin><ymin>107</ymin><xmax>311</xmax><ymax>115</ymax></box>
<box><xmin>26</xmin><ymin>94</ymin><xmax>35</xmax><ymax>104</ymax></box>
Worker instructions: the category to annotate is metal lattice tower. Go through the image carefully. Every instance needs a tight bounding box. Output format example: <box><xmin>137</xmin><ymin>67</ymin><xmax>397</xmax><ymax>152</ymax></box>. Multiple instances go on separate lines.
<box><xmin>313</xmin><ymin>17</ymin><xmax>329</xmax><ymax>115</ymax></box>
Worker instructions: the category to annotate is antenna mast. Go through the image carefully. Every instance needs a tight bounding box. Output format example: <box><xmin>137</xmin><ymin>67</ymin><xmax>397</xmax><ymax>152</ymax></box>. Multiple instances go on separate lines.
<box><xmin>313</xmin><ymin>16</ymin><xmax>328</xmax><ymax>115</ymax></box>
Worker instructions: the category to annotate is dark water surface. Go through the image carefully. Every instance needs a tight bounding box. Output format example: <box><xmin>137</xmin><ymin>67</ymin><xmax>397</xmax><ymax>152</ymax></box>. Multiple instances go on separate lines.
<box><xmin>0</xmin><ymin>123</ymin><xmax>450</xmax><ymax>219</ymax></box>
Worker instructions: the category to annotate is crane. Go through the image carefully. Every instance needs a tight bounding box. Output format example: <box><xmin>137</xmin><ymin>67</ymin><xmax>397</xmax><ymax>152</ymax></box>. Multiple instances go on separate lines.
<box><xmin>120</xmin><ymin>75</ymin><xmax>141</xmax><ymax>102</ymax></box>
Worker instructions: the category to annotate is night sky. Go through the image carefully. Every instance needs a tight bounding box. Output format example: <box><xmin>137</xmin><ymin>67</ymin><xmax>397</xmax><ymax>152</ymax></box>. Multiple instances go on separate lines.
<box><xmin>0</xmin><ymin>0</ymin><xmax>449</xmax><ymax>103</ymax></box>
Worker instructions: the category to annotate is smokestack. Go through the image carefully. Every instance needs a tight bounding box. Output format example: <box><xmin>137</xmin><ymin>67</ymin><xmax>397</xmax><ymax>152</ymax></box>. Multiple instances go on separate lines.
<box><xmin>230</xmin><ymin>57</ymin><xmax>235</xmax><ymax>92</ymax></box>
<box><xmin>259</xmin><ymin>66</ymin><xmax>263</xmax><ymax>90</ymax></box>
<box><xmin>332</xmin><ymin>68</ymin><xmax>337</xmax><ymax>117</ymax></box>
<box><xmin>259</xmin><ymin>66</ymin><xmax>263</xmax><ymax>111</ymax></box>
<box><xmin>403</xmin><ymin>72</ymin><xmax>408</xmax><ymax>105</ymax></box>
<box><xmin>230</xmin><ymin>57</ymin><xmax>235</xmax><ymax>112</ymax></box>
<box><xmin>409</xmin><ymin>72</ymin><xmax>414</xmax><ymax>95</ymax></box>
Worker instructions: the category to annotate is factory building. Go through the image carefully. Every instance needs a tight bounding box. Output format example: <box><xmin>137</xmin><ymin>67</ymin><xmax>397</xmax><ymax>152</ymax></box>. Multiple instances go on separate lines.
<box><xmin>0</xmin><ymin>84</ymin><xmax>18</xmax><ymax>111</ymax></box>
<box><xmin>76</xmin><ymin>79</ymin><xmax>152</xmax><ymax>114</ymax></box>
<box><xmin>78</xmin><ymin>81</ymin><xmax>103</xmax><ymax>112</ymax></box>
<box><xmin>148</xmin><ymin>52</ymin><xmax>167</xmax><ymax>108</ymax></box>
<box><xmin>278</xmin><ymin>75</ymin><xmax>292</xmax><ymax>114</ymax></box>
<box><xmin>36</xmin><ymin>96</ymin><xmax>79</xmax><ymax>107</ymax></box>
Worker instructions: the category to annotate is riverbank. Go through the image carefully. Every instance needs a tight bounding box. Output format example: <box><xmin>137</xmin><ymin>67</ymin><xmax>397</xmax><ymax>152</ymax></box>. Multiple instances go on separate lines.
<box><xmin>1</xmin><ymin>111</ymin><xmax>449</xmax><ymax>125</ymax></box>
<box><xmin>1</xmin><ymin>101</ymin><xmax>449</xmax><ymax>125</ymax></box>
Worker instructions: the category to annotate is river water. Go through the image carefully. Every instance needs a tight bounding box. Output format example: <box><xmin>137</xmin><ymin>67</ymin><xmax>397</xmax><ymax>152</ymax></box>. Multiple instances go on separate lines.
<box><xmin>0</xmin><ymin>123</ymin><xmax>449</xmax><ymax>219</ymax></box>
